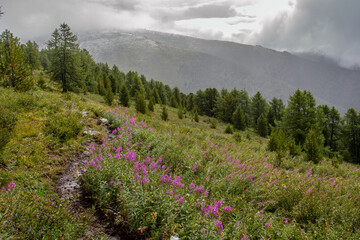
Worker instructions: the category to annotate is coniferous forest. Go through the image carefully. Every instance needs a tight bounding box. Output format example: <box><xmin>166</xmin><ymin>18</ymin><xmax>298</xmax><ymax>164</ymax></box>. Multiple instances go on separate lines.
<box><xmin>1</xmin><ymin>20</ymin><xmax>360</xmax><ymax>239</ymax></box>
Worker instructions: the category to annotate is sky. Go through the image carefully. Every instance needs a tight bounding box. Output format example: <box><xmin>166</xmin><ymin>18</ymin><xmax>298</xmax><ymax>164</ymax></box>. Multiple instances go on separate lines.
<box><xmin>1</xmin><ymin>0</ymin><xmax>360</xmax><ymax>68</ymax></box>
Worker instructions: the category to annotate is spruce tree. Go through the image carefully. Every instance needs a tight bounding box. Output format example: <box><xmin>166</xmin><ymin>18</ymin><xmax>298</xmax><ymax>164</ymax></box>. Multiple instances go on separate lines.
<box><xmin>119</xmin><ymin>83</ymin><xmax>130</xmax><ymax>107</ymax></box>
<box><xmin>47</xmin><ymin>23</ymin><xmax>80</xmax><ymax>92</ymax></box>
<box><xmin>23</xmin><ymin>40</ymin><xmax>40</xmax><ymax>75</ymax></box>
<box><xmin>232</xmin><ymin>106</ymin><xmax>246</xmax><ymax>131</ymax></box>
<box><xmin>257</xmin><ymin>114</ymin><xmax>268</xmax><ymax>137</ymax></box>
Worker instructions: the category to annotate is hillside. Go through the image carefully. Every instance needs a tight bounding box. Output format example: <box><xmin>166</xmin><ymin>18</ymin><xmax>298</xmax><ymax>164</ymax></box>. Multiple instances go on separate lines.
<box><xmin>79</xmin><ymin>30</ymin><xmax>360</xmax><ymax>113</ymax></box>
<box><xmin>2</xmin><ymin>73</ymin><xmax>360</xmax><ymax>238</ymax></box>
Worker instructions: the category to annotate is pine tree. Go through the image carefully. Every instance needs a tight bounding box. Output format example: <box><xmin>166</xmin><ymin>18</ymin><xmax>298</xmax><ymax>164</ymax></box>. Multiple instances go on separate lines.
<box><xmin>136</xmin><ymin>92</ymin><xmax>146</xmax><ymax>114</ymax></box>
<box><xmin>0</xmin><ymin>30</ymin><xmax>33</xmax><ymax>91</ymax></box>
<box><xmin>257</xmin><ymin>114</ymin><xmax>268</xmax><ymax>137</ymax></box>
<box><xmin>47</xmin><ymin>23</ymin><xmax>80</xmax><ymax>92</ymax></box>
<box><xmin>232</xmin><ymin>106</ymin><xmax>246</xmax><ymax>131</ymax></box>
<box><xmin>119</xmin><ymin>83</ymin><xmax>130</xmax><ymax>107</ymax></box>
<box><xmin>161</xmin><ymin>106</ymin><xmax>169</xmax><ymax>121</ymax></box>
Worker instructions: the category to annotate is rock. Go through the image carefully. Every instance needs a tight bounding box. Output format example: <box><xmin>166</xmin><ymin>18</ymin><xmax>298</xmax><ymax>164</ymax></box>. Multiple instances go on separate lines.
<box><xmin>99</xmin><ymin>117</ymin><xmax>109</xmax><ymax>124</ymax></box>
<box><xmin>83</xmin><ymin>130</ymin><xmax>101</xmax><ymax>136</ymax></box>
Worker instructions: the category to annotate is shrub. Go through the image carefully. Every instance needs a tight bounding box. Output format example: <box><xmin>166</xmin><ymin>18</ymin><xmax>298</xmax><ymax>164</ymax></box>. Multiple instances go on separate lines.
<box><xmin>161</xmin><ymin>106</ymin><xmax>168</xmax><ymax>121</ymax></box>
<box><xmin>135</xmin><ymin>93</ymin><xmax>146</xmax><ymax>114</ymax></box>
<box><xmin>233</xmin><ymin>133</ymin><xmax>242</xmax><ymax>142</ymax></box>
<box><xmin>44</xmin><ymin>111</ymin><xmax>83</xmax><ymax>143</ymax></box>
<box><xmin>194</xmin><ymin>110</ymin><xmax>199</xmax><ymax>123</ymax></box>
<box><xmin>178</xmin><ymin>106</ymin><xmax>183</xmax><ymax>119</ymax></box>
<box><xmin>210</xmin><ymin>118</ymin><xmax>217</xmax><ymax>129</ymax></box>
<box><xmin>0</xmin><ymin>106</ymin><xmax>17</xmax><ymax>152</ymax></box>
<box><xmin>224</xmin><ymin>124</ymin><xmax>233</xmax><ymax>134</ymax></box>
<box><xmin>304</xmin><ymin>128</ymin><xmax>324</xmax><ymax>163</ymax></box>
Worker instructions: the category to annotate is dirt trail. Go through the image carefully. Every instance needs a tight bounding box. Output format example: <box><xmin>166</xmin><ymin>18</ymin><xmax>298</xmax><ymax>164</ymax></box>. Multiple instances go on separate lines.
<box><xmin>56</xmin><ymin>120</ymin><xmax>119</xmax><ymax>239</ymax></box>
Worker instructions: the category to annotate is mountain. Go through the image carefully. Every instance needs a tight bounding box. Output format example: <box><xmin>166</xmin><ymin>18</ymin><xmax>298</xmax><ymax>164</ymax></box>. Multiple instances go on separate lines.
<box><xmin>78</xmin><ymin>30</ymin><xmax>360</xmax><ymax>112</ymax></box>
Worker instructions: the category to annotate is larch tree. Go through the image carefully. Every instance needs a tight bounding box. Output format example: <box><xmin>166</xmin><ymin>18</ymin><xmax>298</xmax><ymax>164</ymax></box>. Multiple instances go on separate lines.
<box><xmin>0</xmin><ymin>30</ymin><xmax>32</xmax><ymax>91</ymax></box>
<box><xmin>48</xmin><ymin>23</ymin><xmax>80</xmax><ymax>92</ymax></box>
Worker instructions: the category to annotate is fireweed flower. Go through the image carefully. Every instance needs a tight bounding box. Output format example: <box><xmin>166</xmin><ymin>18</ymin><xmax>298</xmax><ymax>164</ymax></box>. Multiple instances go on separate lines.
<box><xmin>179</xmin><ymin>197</ymin><xmax>185</xmax><ymax>204</ymax></box>
<box><xmin>265</xmin><ymin>222</ymin><xmax>271</xmax><ymax>228</ymax></box>
<box><xmin>96</xmin><ymin>165</ymin><xmax>102</xmax><ymax>170</ymax></box>
<box><xmin>195</xmin><ymin>185</ymin><xmax>205</xmax><ymax>194</ymax></box>
<box><xmin>214</xmin><ymin>220</ymin><xmax>223</xmax><ymax>232</ymax></box>
<box><xmin>223</xmin><ymin>206</ymin><xmax>232</xmax><ymax>212</ymax></box>
<box><xmin>117</xmin><ymin>181</ymin><xmax>122</xmax><ymax>186</ymax></box>
<box><xmin>189</xmin><ymin>183</ymin><xmax>195</xmax><ymax>190</ymax></box>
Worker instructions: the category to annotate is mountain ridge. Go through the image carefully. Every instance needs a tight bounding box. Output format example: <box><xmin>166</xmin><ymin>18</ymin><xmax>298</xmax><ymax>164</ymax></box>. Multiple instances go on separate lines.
<box><xmin>78</xmin><ymin>30</ymin><xmax>360</xmax><ymax>113</ymax></box>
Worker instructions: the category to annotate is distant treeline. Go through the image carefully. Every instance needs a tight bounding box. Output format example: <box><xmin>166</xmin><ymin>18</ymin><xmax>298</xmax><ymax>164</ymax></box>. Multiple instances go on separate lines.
<box><xmin>0</xmin><ymin>24</ymin><xmax>359</xmax><ymax>164</ymax></box>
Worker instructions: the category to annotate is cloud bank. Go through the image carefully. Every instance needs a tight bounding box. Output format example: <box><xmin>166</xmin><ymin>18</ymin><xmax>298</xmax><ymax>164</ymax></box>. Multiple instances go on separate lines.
<box><xmin>1</xmin><ymin>0</ymin><xmax>359</xmax><ymax>67</ymax></box>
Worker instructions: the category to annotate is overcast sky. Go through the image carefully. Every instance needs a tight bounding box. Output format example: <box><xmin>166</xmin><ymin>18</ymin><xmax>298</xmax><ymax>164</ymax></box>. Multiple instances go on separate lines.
<box><xmin>1</xmin><ymin>0</ymin><xmax>360</xmax><ymax>68</ymax></box>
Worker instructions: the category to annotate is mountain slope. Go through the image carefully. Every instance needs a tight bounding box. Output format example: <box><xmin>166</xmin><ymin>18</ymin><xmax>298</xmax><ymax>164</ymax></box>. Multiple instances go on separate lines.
<box><xmin>79</xmin><ymin>30</ymin><xmax>360</xmax><ymax>112</ymax></box>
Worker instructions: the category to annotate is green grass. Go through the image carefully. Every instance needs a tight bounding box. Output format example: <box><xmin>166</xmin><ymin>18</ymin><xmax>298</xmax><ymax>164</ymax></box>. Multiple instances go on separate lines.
<box><xmin>79</xmin><ymin>103</ymin><xmax>360</xmax><ymax>239</ymax></box>
<box><xmin>2</xmin><ymin>73</ymin><xmax>360</xmax><ymax>239</ymax></box>
<box><xmin>0</xmin><ymin>81</ymin><xmax>110</xmax><ymax>238</ymax></box>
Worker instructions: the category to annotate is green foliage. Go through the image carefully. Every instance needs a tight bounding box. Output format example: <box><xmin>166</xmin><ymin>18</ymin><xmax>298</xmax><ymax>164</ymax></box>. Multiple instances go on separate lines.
<box><xmin>0</xmin><ymin>30</ymin><xmax>33</xmax><ymax>91</ymax></box>
<box><xmin>304</xmin><ymin>128</ymin><xmax>324</xmax><ymax>163</ymax></box>
<box><xmin>178</xmin><ymin>106</ymin><xmax>183</xmax><ymax>119</ymax></box>
<box><xmin>135</xmin><ymin>93</ymin><xmax>146</xmax><ymax>114</ymax></box>
<box><xmin>288</xmin><ymin>136</ymin><xmax>301</xmax><ymax>157</ymax></box>
<box><xmin>0</xmin><ymin>106</ymin><xmax>17</xmax><ymax>152</ymax></box>
<box><xmin>170</xmin><ymin>95</ymin><xmax>178</xmax><ymax>108</ymax></box>
<box><xmin>251</xmin><ymin>91</ymin><xmax>268</xmax><ymax>126</ymax></box>
<box><xmin>210</xmin><ymin>117</ymin><xmax>217</xmax><ymax>129</ymax></box>
<box><xmin>45</xmin><ymin>110</ymin><xmax>83</xmax><ymax>143</ymax></box>
<box><xmin>148</xmin><ymin>97</ymin><xmax>155</xmax><ymax>112</ymax></box>
<box><xmin>233</xmin><ymin>133</ymin><xmax>242</xmax><ymax>142</ymax></box>
<box><xmin>224</xmin><ymin>123</ymin><xmax>233</xmax><ymax>134</ymax></box>
<box><xmin>119</xmin><ymin>83</ymin><xmax>130</xmax><ymax>107</ymax></box>
<box><xmin>267</xmin><ymin>129</ymin><xmax>286</xmax><ymax>153</ymax></box>
<box><xmin>48</xmin><ymin>23</ymin><xmax>80</xmax><ymax>92</ymax></box>
<box><xmin>23</xmin><ymin>40</ymin><xmax>41</xmax><ymax>75</ymax></box>
<box><xmin>194</xmin><ymin>110</ymin><xmax>199</xmax><ymax>123</ymax></box>
<box><xmin>232</xmin><ymin>106</ymin><xmax>246</xmax><ymax>130</ymax></box>
<box><xmin>283</xmin><ymin>89</ymin><xmax>317</xmax><ymax>145</ymax></box>
<box><xmin>161</xmin><ymin>106</ymin><xmax>168</xmax><ymax>121</ymax></box>
<box><xmin>104</xmin><ymin>86</ymin><xmax>114</xmax><ymax>106</ymax></box>
<box><xmin>342</xmin><ymin>108</ymin><xmax>360</xmax><ymax>163</ymax></box>
<box><xmin>257</xmin><ymin>114</ymin><xmax>268</xmax><ymax>137</ymax></box>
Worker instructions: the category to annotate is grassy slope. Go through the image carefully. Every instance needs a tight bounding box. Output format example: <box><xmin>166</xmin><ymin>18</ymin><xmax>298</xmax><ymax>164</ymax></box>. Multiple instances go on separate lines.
<box><xmin>80</xmin><ymin>102</ymin><xmax>360</xmax><ymax>239</ymax></box>
<box><xmin>0</xmin><ymin>73</ymin><xmax>110</xmax><ymax>239</ymax></box>
<box><xmin>1</xmin><ymin>72</ymin><xmax>360</xmax><ymax>239</ymax></box>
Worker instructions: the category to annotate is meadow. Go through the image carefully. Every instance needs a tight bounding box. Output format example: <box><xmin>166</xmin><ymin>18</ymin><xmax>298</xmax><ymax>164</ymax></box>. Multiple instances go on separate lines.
<box><xmin>80</xmin><ymin>103</ymin><xmax>360</xmax><ymax>239</ymax></box>
<box><xmin>1</xmin><ymin>72</ymin><xmax>360</xmax><ymax>239</ymax></box>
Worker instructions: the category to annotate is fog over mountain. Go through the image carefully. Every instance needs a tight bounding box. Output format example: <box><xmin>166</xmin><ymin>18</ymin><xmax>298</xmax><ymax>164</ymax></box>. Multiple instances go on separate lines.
<box><xmin>79</xmin><ymin>30</ymin><xmax>360</xmax><ymax>113</ymax></box>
